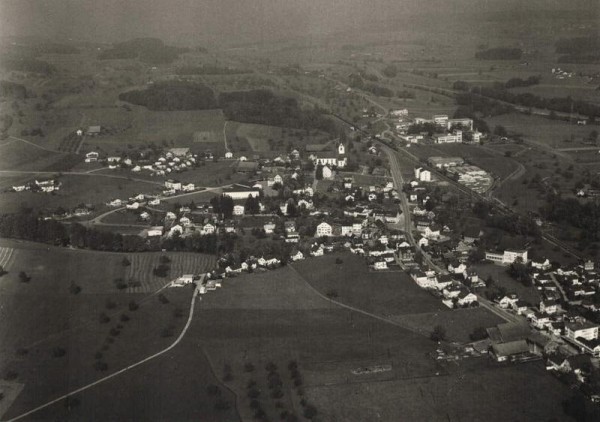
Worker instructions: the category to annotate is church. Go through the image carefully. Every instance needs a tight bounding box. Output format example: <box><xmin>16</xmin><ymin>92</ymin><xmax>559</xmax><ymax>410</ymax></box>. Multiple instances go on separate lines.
<box><xmin>310</xmin><ymin>142</ymin><xmax>347</xmax><ymax>168</ymax></box>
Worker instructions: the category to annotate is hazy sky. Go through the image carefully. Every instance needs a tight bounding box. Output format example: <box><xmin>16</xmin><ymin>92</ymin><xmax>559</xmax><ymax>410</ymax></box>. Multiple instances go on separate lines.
<box><xmin>0</xmin><ymin>0</ymin><xmax>596</xmax><ymax>46</ymax></box>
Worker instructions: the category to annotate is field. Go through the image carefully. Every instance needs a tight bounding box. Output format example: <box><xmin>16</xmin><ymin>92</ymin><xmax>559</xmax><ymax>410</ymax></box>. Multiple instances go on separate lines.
<box><xmin>474</xmin><ymin>263</ymin><xmax>541</xmax><ymax>305</ymax></box>
<box><xmin>0</xmin><ymin>139</ymin><xmax>81</xmax><ymax>172</ymax></box>
<box><xmin>485</xmin><ymin>113</ymin><xmax>595</xmax><ymax>149</ymax></box>
<box><xmin>126</xmin><ymin>252</ymin><xmax>216</xmax><ymax>293</ymax></box>
<box><xmin>226</xmin><ymin>121</ymin><xmax>331</xmax><ymax>155</ymax></box>
<box><xmin>0</xmin><ymin>173</ymin><xmax>162</xmax><ymax>214</ymax></box>
<box><xmin>80</xmin><ymin>108</ymin><xmax>227</xmax><ymax>156</ymax></box>
<box><xmin>305</xmin><ymin>362</ymin><xmax>572</xmax><ymax>422</ymax></box>
<box><xmin>0</xmin><ymin>239</ymin><xmax>223</xmax><ymax>421</ymax></box>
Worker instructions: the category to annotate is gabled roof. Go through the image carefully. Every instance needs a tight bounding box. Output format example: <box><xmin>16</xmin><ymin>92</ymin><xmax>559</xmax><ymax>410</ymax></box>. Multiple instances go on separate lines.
<box><xmin>491</xmin><ymin>339</ymin><xmax>529</xmax><ymax>357</ymax></box>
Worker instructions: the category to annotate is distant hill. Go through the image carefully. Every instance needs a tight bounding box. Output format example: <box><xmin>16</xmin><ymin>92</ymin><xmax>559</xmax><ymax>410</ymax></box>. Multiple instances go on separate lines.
<box><xmin>98</xmin><ymin>38</ymin><xmax>187</xmax><ymax>64</ymax></box>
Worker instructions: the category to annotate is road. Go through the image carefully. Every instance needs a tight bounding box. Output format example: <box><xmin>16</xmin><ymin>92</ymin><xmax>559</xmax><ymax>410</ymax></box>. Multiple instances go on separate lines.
<box><xmin>6</xmin><ymin>288</ymin><xmax>201</xmax><ymax>422</ymax></box>
<box><xmin>88</xmin><ymin>185</ymin><xmax>229</xmax><ymax>226</ymax></box>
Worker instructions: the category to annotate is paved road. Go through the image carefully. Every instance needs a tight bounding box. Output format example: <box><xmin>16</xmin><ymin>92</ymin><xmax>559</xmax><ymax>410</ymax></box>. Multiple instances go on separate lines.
<box><xmin>0</xmin><ymin>169</ymin><xmax>164</xmax><ymax>186</ymax></box>
<box><xmin>7</xmin><ymin>288</ymin><xmax>200</xmax><ymax>422</ymax></box>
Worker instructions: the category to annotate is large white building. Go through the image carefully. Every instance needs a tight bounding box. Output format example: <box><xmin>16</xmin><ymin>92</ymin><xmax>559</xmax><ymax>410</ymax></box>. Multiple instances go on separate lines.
<box><xmin>434</xmin><ymin>130</ymin><xmax>462</xmax><ymax>144</ymax></box>
<box><xmin>485</xmin><ymin>249</ymin><xmax>528</xmax><ymax>265</ymax></box>
<box><xmin>222</xmin><ymin>184</ymin><xmax>261</xmax><ymax>200</ymax></box>
<box><xmin>414</xmin><ymin>167</ymin><xmax>431</xmax><ymax>182</ymax></box>
<box><xmin>566</xmin><ymin>321</ymin><xmax>599</xmax><ymax>342</ymax></box>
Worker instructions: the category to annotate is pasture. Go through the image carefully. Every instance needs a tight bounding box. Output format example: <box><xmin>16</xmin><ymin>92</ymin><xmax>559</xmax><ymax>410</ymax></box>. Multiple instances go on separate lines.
<box><xmin>0</xmin><ymin>139</ymin><xmax>80</xmax><ymax>172</ymax></box>
<box><xmin>0</xmin><ymin>173</ymin><xmax>161</xmax><ymax>214</ymax></box>
<box><xmin>305</xmin><ymin>361</ymin><xmax>572</xmax><ymax>422</ymax></box>
<box><xmin>0</xmin><ymin>239</ymin><xmax>210</xmax><ymax>420</ymax></box>
<box><xmin>292</xmin><ymin>252</ymin><xmax>447</xmax><ymax>316</ymax></box>
<box><xmin>226</xmin><ymin>121</ymin><xmax>331</xmax><ymax>155</ymax></box>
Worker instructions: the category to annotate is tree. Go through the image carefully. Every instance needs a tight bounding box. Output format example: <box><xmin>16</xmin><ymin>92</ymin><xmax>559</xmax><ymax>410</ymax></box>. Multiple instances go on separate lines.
<box><xmin>121</xmin><ymin>257</ymin><xmax>131</xmax><ymax>266</ymax></box>
<box><xmin>245</xmin><ymin>195</ymin><xmax>260</xmax><ymax>215</ymax></box>
<box><xmin>315</xmin><ymin>164</ymin><xmax>324</xmax><ymax>180</ymax></box>
<box><xmin>18</xmin><ymin>271</ymin><xmax>30</xmax><ymax>283</ymax></box>
<box><xmin>430</xmin><ymin>325</ymin><xmax>446</xmax><ymax>342</ymax></box>
<box><xmin>470</xmin><ymin>326</ymin><xmax>488</xmax><ymax>341</ymax></box>
<box><xmin>493</xmin><ymin>125</ymin><xmax>508</xmax><ymax>137</ymax></box>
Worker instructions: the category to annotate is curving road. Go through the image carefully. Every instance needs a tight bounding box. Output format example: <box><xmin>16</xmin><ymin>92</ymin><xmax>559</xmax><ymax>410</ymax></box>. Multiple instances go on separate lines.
<box><xmin>7</xmin><ymin>288</ymin><xmax>200</xmax><ymax>422</ymax></box>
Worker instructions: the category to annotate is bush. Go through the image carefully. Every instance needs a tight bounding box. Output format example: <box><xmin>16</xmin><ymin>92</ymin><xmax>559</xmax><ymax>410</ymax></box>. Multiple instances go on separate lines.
<box><xmin>93</xmin><ymin>361</ymin><xmax>108</xmax><ymax>371</ymax></box>
<box><xmin>120</xmin><ymin>313</ymin><xmax>130</xmax><ymax>322</ymax></box>
<box><xmin>94</xmin><ymin>352</ymin><xmax>103</xmax><ymax>360</ymax></box>
<box><xmin>335</xmin><ymin>257</ymin><xmax>343</xmax><ymax>264</ymax></box>
<box><xmin>52</xmin><ymin>347</ymin><xmax>66</xmax><ymax>357</ymax></box>
<box><xmin>248</xmin><ymin>388</ymin><xmax>260</xmax><ymax>399</ymax></box>
<box><xmin>244</xmin><ymin>362</ymin><xmax>255</xmax><ymax>372</ymax></box>
<box><xmin>288</xmin><ymin>360</ymin><xmax>298</xmax><ymax>371</ymax></box>
<box><xmin>128</xmin><ymin>300</ymin><xmax>139</xmax><ymax>311</ymax></box>
<box><xmin>4</xmin><ymin>370</ymin><xmax>18</xmax><ymax>381</ymax></box>
<box><xmin>18</xmin><ymin>271</ymin><xmax>30</xmax><ymax>283</ymax></box>
<box><xmin>265</xmin><ymin>362</ymin><xmax>278</xmax><ymax>373</ymax></box>
<box><xmin>105</xmin><ymin>299</ymin><xmax>117</xmax><ymax>309</ymax></box>
<box><xmin>159</xmin><ymin>255</ymin><xmax>171</xmax><ymax>264</ymax></box>
<box><xmin>109</xmin><ymin>328</ymin><xmax>121</xmax><ymax>337</ymax></box>
<box><xmin>99</xmin><ymin>313</ymin><xmax>110</xmax><ymax>324</ymax></box>
<box><xmin>158</xmin><ymin>293</ymin><xmax>170</xmax><ymax>304</ymax></box>
<box><xmin>271</xmin><ymin>388</ymin><xmax>284</xmax><ymax>399</ymax></box>
<box><xmin>121</xmin><ymin>257</ymin><xmax>131</xmax><ymax>266</ymax></box>
<box><xmin>173</xmin><ymin>308</ymin><xmax>184</xmax><ymax>318</ymax></box>
<box><xmin>69</xmin><ymin>282</ymin><xmax>82</xmax><ymax>295</ymax></box>
<box><xmin>249</xmin><ymin>399</ymin><xmax>260</xmax><ymax>409</ymax></box>
<box><xmin>153</xmin><ymin>264</ymin><xmax>170</xmax><ymax>278</ymax></box>
<box><xmin>430</xmin><ymin>325</ymin><xmax>446</xmax><ymax>342</ymax></box>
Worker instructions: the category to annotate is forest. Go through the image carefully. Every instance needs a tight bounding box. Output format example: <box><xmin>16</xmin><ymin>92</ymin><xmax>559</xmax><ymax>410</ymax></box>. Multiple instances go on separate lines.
<box><xmin>98</xmin><ymin>38</ymin><xmax>186</xmax><ymax>64</ymax></box>
<box><xmin>118</xmin><ymin>81</ymin><xmax>218</xmax><ymax>111</ymax></box>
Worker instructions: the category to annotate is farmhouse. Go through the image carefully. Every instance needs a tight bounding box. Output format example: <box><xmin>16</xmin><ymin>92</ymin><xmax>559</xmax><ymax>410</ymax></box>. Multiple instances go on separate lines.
<box><xmin>169</xmin><ymin>147</ymin><xmax>190</xmax><ymax>157</ymax></box>
<box><xmin>165</xmin><ymin>179</ymin><xmax>182</xmax><ymax>191</ymax></box>
<box><xmin>414</xmin><ymin>167</ymin><xmax>431</xmax><ymax>182</ymax></box>
<box><xmin>147</xmin><ymin>226</ymin><xmax>163</xmax><ymax>237</ymax></box>
<box><xmin>491</xmin><ymin>340</ymin><xmax>531</xmax><ymax>362</ymax></box>
<box><xmin>85</xmin><ymin>151</ymin><xmax>99</xmax><ymax>162</ymax></box>
<box><xmin>315</xmin><ymin>222</ymin><xmax>333</xmax><ymax>237</ymax></box>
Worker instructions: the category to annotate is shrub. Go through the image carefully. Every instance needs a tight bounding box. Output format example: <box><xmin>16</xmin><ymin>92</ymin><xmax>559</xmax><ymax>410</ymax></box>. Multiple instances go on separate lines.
<box><xmin>247</xmin><ymin>379</ymin><xmax>257</xmax><ymax>389</ymax></box>
<box><xmin>249</xmin><ymin>399</ymin><xmax>260</xmax><ymax>409</ymax></box>
<box><xmin>93</xmin><ymin>361</ymin><xmax>108</xmax><ymax>371</ymax></box>
<box><xmin>288</xmin><ymin>361</ymin><xmax>298</xmax><ymax>371</ymax></box>
<box><xmin>4</xmin><ymin>370</ymin><xmax>18</xmax><ymax>381</ymax></box>
<box><xmin>158</xmin><ymin>293</ymin><xmax>170</xmax><ymax>304</ymax></box>
<box><xmin>18</xmin><ymin>271</ymin><xmax>30</xmax><ymax>283</ymax></box>
<box><xmin>120</xmin><ymin>313</ymin><xmax>130</xmax><ymax>322</ymax></box>
<box><xmin>159</xmin><ymin>255</ymin><xmax>171</xmax><ymax>264</ymax></box>
<box><xmin>94</xmin><ymin>352</ymin><xmax>103</xmax><ymax>360</ymax></box>
<box><xmin>52</xmin><ymin>347</ymin><xmax>66</xmax><ymax>357</ymax></box>
<box><xmin>69</xmin><ymin>282</ymin><xmax>82</xmax><ymax>295</ymax></box>
<box><xmin>303</xmin><ymin>404</ymin><xmax>318</xmax><ymax>419</ymax></box>
<box><xmin>128</xmin><ymin>300</ymin><xmax>139</xmax><ymax>311</ymax></box>
<box><xmin>173</xmin><ymin>308</ymin><xmax>184</xmax><ymax>318</ymax></box>
<box><xmin>109</xmin><ymin>328</ymin><xmax>121</xmax><ymax>337</ymax></box>
<box><xmin>271</xmin><ymin>388</ymin><xmax>284</xmax><ymax>399</ymax></box>
<box><xmin>265</xmin><ymin>362</ymin><xmax>278</xmax><ymax>373</ymax></box>
<box><xmin>121</xmin><ymin>257</ymin><xmax>131</xmax><ymax>266</ymax></box>
<box><xmin>248</xmin><ymin>388</ymin><xmax>260</xmax><ymax>399</ymax></box>
<box><xmin>99</xmin><ymin>313</ymin><xmax>110</xmax><ymax>324</ymax></box>
<box><xmin>244</xmin><ymin>362</ymin><xmax>255</xmax><ymax>372</ymax></box>
<box><xmin>105</xmin><ymin>299</ymin><xmax>117</xmax><ymax>309</ymax></box>
<box><xmin>335</xmin><ymin>257</ymin><xmax>343</xmax><ymax>264</ymax></box>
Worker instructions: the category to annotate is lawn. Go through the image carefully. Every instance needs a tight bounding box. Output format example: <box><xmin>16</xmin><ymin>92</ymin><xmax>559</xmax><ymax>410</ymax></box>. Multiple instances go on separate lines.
<box><xmin>292</xmin><ymin>252</ymin><xmax>447</xmax><ymax>316</ymax></box>
<box><xmin>391</xmin><ymin>307</ymin><xmax>504</xmax><ymax>343</ymax></box>
<box><xmin>474</xmin><ymin>262</ymin><xmax>541</xmax><ymax>305</ymax></box>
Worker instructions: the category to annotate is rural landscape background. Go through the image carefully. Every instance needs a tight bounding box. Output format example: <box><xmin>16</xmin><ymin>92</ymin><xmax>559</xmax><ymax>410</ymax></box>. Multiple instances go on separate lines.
<box><xmin>1</xmin><ymin>0</ymin><xmax>600</xmax><ymax>421</ymax></box>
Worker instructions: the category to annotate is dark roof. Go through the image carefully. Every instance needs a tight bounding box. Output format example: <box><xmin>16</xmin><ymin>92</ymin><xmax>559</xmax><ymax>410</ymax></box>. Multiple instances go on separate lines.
<box><xmin>491</xmin><ymin>340</ymin><xmax>529</xmax><ymax>357</ymax></box>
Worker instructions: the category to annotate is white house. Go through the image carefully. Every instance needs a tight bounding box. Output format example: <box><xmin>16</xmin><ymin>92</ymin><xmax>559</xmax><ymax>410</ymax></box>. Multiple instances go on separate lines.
<box><xmin>566</xmin><ymin>321</ymin><xmax>599</xmax><ymax>342</ymax></box>
<box><xmin>315</xmin><ymin>222</ymin><xmax>333</xmax><ymax>237</ymax></box>
<box><xmin>225</xmin><ymin>151</ymin><xmax>233</xmax><ymax>159</ymax></box>
<box><xmin>182</xmin><ymin>183</ymin><xmax>195</xmax><ymax>192</ymax></box>
<box><xmin>165</xmin><ymin>179</ymin><xmax>182</xmax><ymax>191</ymax></box>
<box><xmin>222</xmin><ymin>184</ymin><xmax>260</xmax><ymax>200</ymax></box>
<box><xmin>147</xmin><ymin>226</ymin><xmax>163</xmax><ymax>237</ymax></box>
<box><xmin>233</xmin><ymin>205</ymin><xmax>245</xmax><ymax>216</ymax></box>
<box><xmin>414</xmin><ymin>167</ymin><xmax>431</xmax><ymax>182</ymax></box>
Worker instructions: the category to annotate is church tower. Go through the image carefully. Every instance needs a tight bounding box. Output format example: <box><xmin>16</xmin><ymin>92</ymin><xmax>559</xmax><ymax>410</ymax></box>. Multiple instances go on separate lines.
<box><xmin>338</xmin><ymin>142</ymin><xmax>345</xmax><ymax>155</ymax></box>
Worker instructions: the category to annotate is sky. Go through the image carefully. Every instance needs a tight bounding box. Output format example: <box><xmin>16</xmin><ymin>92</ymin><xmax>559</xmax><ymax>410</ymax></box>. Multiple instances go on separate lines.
<box><xmin>0</xmin><ymin>0</ymin><xmax>596</xmax><ymax>46</ymax></box>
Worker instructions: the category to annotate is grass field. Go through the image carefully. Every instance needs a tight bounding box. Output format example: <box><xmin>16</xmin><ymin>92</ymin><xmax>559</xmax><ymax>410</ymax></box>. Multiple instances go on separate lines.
<box><xmin>305</xmin><ymin>361</ymin><xmax>572</xmax><ymax>422</ymax></box>
<box><xmin>226</xmin><ymin>121</ymin><xmax>331</xmax><ymax>155</ymax></box>
<box><xmin>0</xmin><ymin>139</ymin><xmax>80</xmax><ymax>172</ymax></box>
<box><xmin>0</xmin><ymin>174</ymin><xmax>161</xmax><ymax>214</ymax></box>
<box><xmin>0</xmin><ymin>239</ymin><xmax>222</xmax><ymax>421</ymax></box>
<box><xmin>292</xmin><ymin>252</ymin><xmax>447</xmax><ymax>316</ymax></box>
